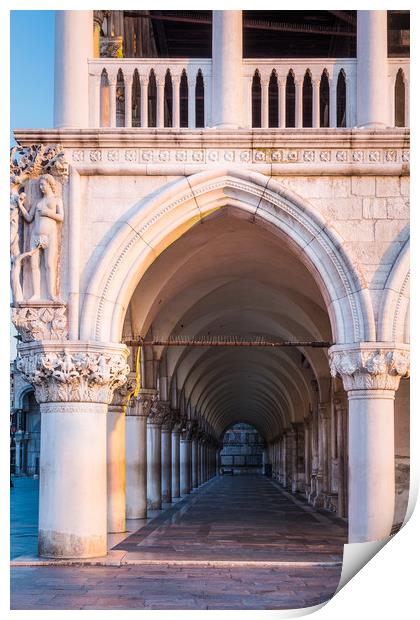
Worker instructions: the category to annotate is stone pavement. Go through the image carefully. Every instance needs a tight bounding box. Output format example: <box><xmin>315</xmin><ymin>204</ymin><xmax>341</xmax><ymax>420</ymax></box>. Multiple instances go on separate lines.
<box><xmin>11</xmin><ymin>474</ymin><xmax>347</xmax><ymax>610</ymax></box>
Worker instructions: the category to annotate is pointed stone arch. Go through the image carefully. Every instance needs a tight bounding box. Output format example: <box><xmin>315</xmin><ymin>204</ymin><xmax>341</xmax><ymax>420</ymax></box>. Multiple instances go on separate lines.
<box><xmin>80</xmin><ymin>168</ymin><xmax>375</xmax><ymax>345</ymax></box>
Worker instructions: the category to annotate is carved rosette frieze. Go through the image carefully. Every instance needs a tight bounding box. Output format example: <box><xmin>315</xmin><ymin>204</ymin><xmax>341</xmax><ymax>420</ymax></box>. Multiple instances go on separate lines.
<box><xmin>329</xmin><ymin>343</ymin><xmax>410</xmax><ymax>391</ymax></box>
<box><xmin>111</xmin><ymin>372</ymin><xmax>138</xmax><ymax>408</ymax></box>
<box><xmin>12</xmin><ymin>304</ymin><xmax>68</xmax><ymax>342</ymax></box>
<box><xmin>16</xmin><ymin>342</ymin><xmax>129</xmax><ymax>405</ymax></box>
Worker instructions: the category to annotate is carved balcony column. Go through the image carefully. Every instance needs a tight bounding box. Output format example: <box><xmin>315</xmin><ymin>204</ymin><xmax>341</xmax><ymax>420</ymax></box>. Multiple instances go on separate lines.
<box><xmin>109</xmin><ymin>76</ymin><xmax>117</xmax><ymax>128</ymax></box>
<box><xmin>125</xmin><ymin>387</ymin><xmax>156</xmax><ymax>519</ymax></box>
<box><xmin>212</xmin><ymin>10</ymin><xmax>243</xmax><ymax>128</ymax></box>
<box><xmin>147</xmin><ymin>399</ymin><xmax>167</xmax><ymax>510</ymax></box>
<box><xmin>124</xmin><ymin>75</ymin><xmax>133</xmax><ymax>128</ymax></box>
<box><xmin>140</xmin><ymin>77</ymin><xmax>149</xmax><ymax>128</ymax></box>
<box><xmin>54</xmin><ymin>11</ymin><xmax>93</xmax><ymax>128</ymax></box>
<box><xmin>107</xmin><ymin>373</ymin><xmax>137</xmax><ymax>533</ymax></box>
<box><xmin>160</xmin><ymin>402</ymin><xmax>173</xmax><ymax>503</ymax></box>
<box><xmin>187</xmin><ymin>74</ymin><xmax>196</xmax><ymax>129</ymax></box>
<box><xmin>172</xmin><ymin>76</ymin><xmax>181</xmax><ymax>129</ymax></box>
<box><xmin>329</xmin><ymin>343</ymin><xmax>410</xmax><ymax>542</ymax></box>
<box><xmin>312</xmin><ymin>78</ymin><xmax>320</xmax><ymax>129</ymax></box>
<box><xmin>278</xmin><ymin>79</ymin><xmax>286</xmax><ymax>129</ymax></box>
<box><xmin>357</xmin><ymin>11</ymin><xmax>389</xmax><ymax>127</ymax></box>
<box><xmin>261</xmin><ymin>79</ymin><xmax>269</xmax><ymax>129</ymax></box>
<box><xmin>156</xmin><ymin>75</ymin><xmax>165</xmax><ymax>129</ymax></box>
<box><xmin>171</xmin><ymin>410</ymin><xmax>181</xmax><ymax>498</ymax></box>
<box><xmin>16</xmin><ymin>341</ymin><xmax>129</xmax><ymax>559</ymax></box>
<box><xmin>329</xmin><ymin>77</ymin><xmax>337</xmax><ymax>129</ymax></box>
<box><xmin>295</xmin><ymin>78</ymin><xmax>303</xmax><ymax>129</ymax></box>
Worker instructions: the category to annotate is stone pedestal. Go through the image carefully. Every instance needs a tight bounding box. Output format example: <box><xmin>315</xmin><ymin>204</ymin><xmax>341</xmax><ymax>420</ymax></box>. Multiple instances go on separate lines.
<box><xmin>330</xmin><ymin>343</ymin><xmax>410</xmax><ymax>542</ymax></box>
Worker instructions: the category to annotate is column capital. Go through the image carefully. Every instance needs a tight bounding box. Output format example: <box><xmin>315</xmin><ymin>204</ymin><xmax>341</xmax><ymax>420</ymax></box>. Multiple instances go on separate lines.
<box><xmin>111</xmin><ymin>372</ymin><xmax>137</xmax><ymax>408</ymax></box>
<box><xmin>329</xmin><ymin>343</ymin><xmax>410</xmax><ymax>391</ymax></box>
<box><xmin>148</xmin><ymin>398</ymin><xmax>170</xmax><ymax>427</ymax></box>
<box><xmin>16</xmin><ymin>341</ymin><xmax>129</xmax><ymax>404</ymax></box>
<box><xmin>131</xmin><ymin>388</ymin><xmax>158</xmax><ymax>417</ymax></box>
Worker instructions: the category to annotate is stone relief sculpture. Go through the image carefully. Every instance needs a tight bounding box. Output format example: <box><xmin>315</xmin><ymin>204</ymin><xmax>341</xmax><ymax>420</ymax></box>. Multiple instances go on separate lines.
<box><xmin>15</xmin><ymin>174</ymin><xmax>64</xmax><ymax>302</ymax></box>
<box><xmin>10</xmin><ymin>144</ymin><xmax>69</xmax><ymax>342</ymax></box>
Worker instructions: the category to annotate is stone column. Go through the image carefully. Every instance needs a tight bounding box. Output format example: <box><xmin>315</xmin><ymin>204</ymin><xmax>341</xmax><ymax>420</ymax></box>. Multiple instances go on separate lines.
<box><xmin>124</xmin><ymin>76</ymin><xmax>133</xmax><ymax>128</ymax></box>
<box><xmin>295</xmin><ymin>78</ymin><xmax>303</xmax><ymax>128</ymax></box>
<box><xmin>262</xmin><ymin>79</ymin><xmax>269</xmax><ymax>128</ymax></box>
<box><xmin>180</xmin><ymin>433</ymin><xmax>191</xmax><ymax>495</ymax></box>
<box><xmin>188</xmin><ymin>78</ymin><xmax>196</xmax><ymax>129</ymax></box>
<box><xmin>278</xmin><ymin>79</ymin><xmax>286</xmax><ymax>128</ymax></box>
<box><xmin>16</xmin><ymin>342</ymin><xmax>129</xmax><ymax>559</ymax></box>
<box><xmin>316</xmin><ymin>404</ymin><xmax>330</xmax><ymax>507</ymax></box>
<box><xmin>171</xmin><ymin>412</ymin><xmax>181</xmax><ymax>498</ymax></box>
<box><xmin>198</xmin><ymin>440</ymin><xmax>204</xmax><ymax>485</ymax></box>
<box><xmin>212</xmin><ymin>10</ymin><xmax>243</xmax><ymax>128</ymax></box>
<box><xmin>172</xmin><ymin>76</ymin><xmax>181</xmax><ymax>129</ymax></box>
<box><xmin>147</xmin><ymin>401</ymin><xmax>167</xmax><ymax>510</ymax></box>
<box><xmin>14</xmin><ymin>430</ymin><xmax>24</xmax><ymax>475</ymax></box>
<box><xmin>54</xmin><ymin>11</ymin><xmax>93</xmax><ymax>128</ymax></box>
<box><xmin>312</xmin><ymin>78</ymin><xmax>320</xmax><ymax>128</ymax></box>
<box><xmin>357</xmin><ymin>11</ymin><xmax>389</xmax><ymax>127</ymax></box>
<box><xmin>107</xmin><ymin>376</ymin><xmax>136</xmax><ymax>533</ymax></box>
<box><xmin>330</xmin><ymin>343</ymin><xmax>410</xmax><ymax>542</ymax></box>
<box><xmin>304</xmin><ymin>418</ymin><xmax>311</xmax><ymax>498</ymax></box>
<box><xmin>140</xmin><ymin>77</ymin><xmax>148</xmax><ymax>128</ymax></box>
<box><xmin>192</xmin><ymin>436</ymin><xmax>199</xmax><ymax>488</ymax></box>
<box><xmin>160</xmin><ymin>403</ymin><xmax>173</xmax><ymax>503</ymax></box>
<box><xmin>126</xmin><ymin>388</ymin><xmax>156</xmax><ymax>520</ymax></box>
<box><xmin>329</xmin><ymin>78</ymin><xmax>337</xmax><ymax>129</ymax></box>
<box><xmin>334</xmin><ymin>397</ymin><xmax>347</xmax><ymax>518</ymax></box>
<box><xmin>157</xmin><ymin>76</ymin><xmax>165</xmax><ymax>128</ymax></box>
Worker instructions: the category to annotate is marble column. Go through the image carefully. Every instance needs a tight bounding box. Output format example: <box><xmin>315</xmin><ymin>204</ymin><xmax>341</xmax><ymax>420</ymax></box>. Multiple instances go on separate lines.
<box><xmin>171</xmin><ymin>418</ymin><xmax>181</xmax><ymax>498</ymax></box>
<box><xmin>334</xmin><ymin>397</ymin><xmax>347</xmax><ymax>518</ymax></box>
<box><xmin>107</xmin><ymin>376</ymin><xmax>136</xmax><ymax>533</ymax></box>
<box><xmin>330</xmin><ymin>343</ymin><xmax>410</xmax><ymax>542</ymax></box>
<box><xmin>357</xmin><ymin>11</ymin><xmax>389</xmax><ymax>127</ymax></box>
<box><xmin>180</xmin><ymin>435</ymin><xmax>191</xmax><ymax>495</ymax></box>
<box><xmin>192</xmin><ymin>437</ymin><xmax>199</xmax><ymax>488</ymax></box>
<box><xmin>54</xmin><ymin>11</ymin><xmax>93</xmax><ymax>128</ymax></box>
<box><xmin>212</xmin><ymin>10</ymin><xmax>243</xmax><ymax>128</ymax></box>
<box><xmin>198</xmin><ymin>441</ymin><xmax>204</xmax><ymax>485</ymax></box>
<box><xmin>126</xmin><ymin>388</ymin><xmax>156</xmax><ymax>519</ymax></box>
<box><xmin>16</xmin><ymin>342</ymin><xmax>129</xmax><ymax>559</ymax></box>
<box><xmin>147</xmin><ymin>401</ymin><xmax>167</xmax><ymax>510</ymax></box>
<box><xmin>14</xmin><ymin>430</ymin><xmax>24</xmax><ymax>475</ymax></box>
<box><xmin>160</xmin><ymin>403</ymin><xmax>172</xmax><ymax>503</ymax></box>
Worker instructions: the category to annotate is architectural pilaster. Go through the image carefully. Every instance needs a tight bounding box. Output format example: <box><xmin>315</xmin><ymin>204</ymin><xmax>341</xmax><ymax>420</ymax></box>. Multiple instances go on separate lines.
<box><xmin>16</xmin><ymin>341</ymin><xmax>129</xmax><ymax>558</ymax></box>
<box><xmin>329</xmin><ymin>343</ymin><xmax>410</xmax><ymax>542</ymax></box>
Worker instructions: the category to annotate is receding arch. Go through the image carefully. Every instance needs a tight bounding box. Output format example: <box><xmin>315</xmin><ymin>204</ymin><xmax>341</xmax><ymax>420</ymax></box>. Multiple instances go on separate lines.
<box><xmin>80</xmin><ymin>169</ymin><xmax>374</xmax><ymax>346</ymax></box>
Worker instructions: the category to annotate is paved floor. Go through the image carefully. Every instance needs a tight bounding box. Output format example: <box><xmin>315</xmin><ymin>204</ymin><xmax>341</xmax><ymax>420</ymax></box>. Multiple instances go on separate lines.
<box><xmin>11</xmin><ymin>474</ymin><xmax>347</xmax><ymax>610</ymax></box>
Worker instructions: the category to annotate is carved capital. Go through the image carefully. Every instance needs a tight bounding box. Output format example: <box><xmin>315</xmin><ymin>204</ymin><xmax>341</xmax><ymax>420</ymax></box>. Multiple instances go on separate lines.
<box><xmin>12</xmin><ymin>303</ymin><xmax>68</xmax><ymax>342</ymax></box>
<box><xmin>329</xmin><ymin>343</ymin><xmax>410</xmax><ymax>391</ymax></box>
<box><xmin>130</xmin><ymin>388</ymin><xmax>158</xmax><ymax>417</ymax></box>
<box><xmin>16</xmin><ymin>342</ymin><xmax>129</xmax><ymax>405</ymax></box>
<box><xmin>148</xmin><ymin>399</ymin><xmax>170</xmax><ymax>426</ymax></box>
<box><xmin>111</xmin><ymin>372</ymin><xmax>137</xmax><ymax>407</ymax></box>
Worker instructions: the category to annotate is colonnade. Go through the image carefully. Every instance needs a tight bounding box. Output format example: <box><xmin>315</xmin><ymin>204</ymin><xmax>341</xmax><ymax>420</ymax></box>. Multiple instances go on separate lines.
<box><xmin>56</xmin><ymin>9</ymin><xmax>398</xmax><ymax>129</ymax></box>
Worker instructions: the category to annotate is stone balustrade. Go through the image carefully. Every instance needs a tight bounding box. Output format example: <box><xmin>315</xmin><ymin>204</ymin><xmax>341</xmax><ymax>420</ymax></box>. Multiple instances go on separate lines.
<box><xmin>88</xmin><ymin>57</ymin><xmax>409</xmax><ymax>130</ymax></box>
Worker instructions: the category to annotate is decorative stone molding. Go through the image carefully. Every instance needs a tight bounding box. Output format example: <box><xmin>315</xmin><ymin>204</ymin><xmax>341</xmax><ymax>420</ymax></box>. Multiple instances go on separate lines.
<box><xmin>16</xmin><ymin>342</ymin><xmax>129</xmax><ymax>404</ymax></box>
<box><xmin>329</xmin><ymin>343</ymin><xmax>410</xmax><ymax>391</ymax></box>
<box><xmin>111</xmin><ymin>372</ymin><xmax>137</xmax><ymax>407</ymax></box>
<box><xmin>11</xmin><ymin>303</ymin><xmax>68</xmax><ymax>342</ymax></box>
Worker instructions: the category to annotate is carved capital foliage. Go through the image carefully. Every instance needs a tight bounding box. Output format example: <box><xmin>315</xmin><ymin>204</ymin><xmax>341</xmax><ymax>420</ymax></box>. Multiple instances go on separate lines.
<box><xmin>130</xmin><ymin>388</ymin><xmax>157</xmax><ymax>417</ymax></box>
<box><xmin>10</xmin><ymin>144</ymin><xmax>69</xmax><ymax>186</ymax></box>
<box><xmin>111</xmin><ymin>372</ymin><xmax>137</xmax><ymax>407</ymax></box>
<box><xmin>16</xmin><ymin>342</ymin><xmax>129</xmax><ymax>405</ymax></box>
<box><xmin>148</xmin><ymin>399</ymin><xmax>170</xmax><ymax>426</ymax></box>
<box><xmin>12</xmin><ymin>304</ymin><xmax>68</xmax><ymax>342</ymax></box>
<box><xmin>329</xmin><ymin>343</ymin><xmax>410</xmax><ymax>391</ymax></box>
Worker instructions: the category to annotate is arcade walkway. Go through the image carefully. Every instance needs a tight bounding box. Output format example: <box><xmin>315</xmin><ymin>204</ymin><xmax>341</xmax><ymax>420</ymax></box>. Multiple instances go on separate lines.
<box><xmin>11</xmin><ymin>475</ymin><xmax>347</xmax><ymax>609</ymax></box>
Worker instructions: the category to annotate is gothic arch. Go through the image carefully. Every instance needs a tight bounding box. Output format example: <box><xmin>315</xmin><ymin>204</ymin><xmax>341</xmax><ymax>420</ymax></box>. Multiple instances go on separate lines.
<box><xmin>80</xmin><ymin>168</ymin><xmax>375</xmax><ymax>345</ymax></box>
<box><xmin>378</xmin><ymin>238</ymin><xmax>410</xmax><ymax>342</ymax></box>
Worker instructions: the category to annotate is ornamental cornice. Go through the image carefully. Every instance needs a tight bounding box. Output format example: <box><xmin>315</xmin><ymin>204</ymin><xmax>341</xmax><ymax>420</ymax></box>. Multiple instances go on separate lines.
<box><xmin>16</xmin><ymin>341</ymin><xmax>129</xmax><ymax>405</ymax></box>
<box><xmin>329</xmin><ymin>343</ymin><xmax>410</xmax><ymax>391</ymax></box>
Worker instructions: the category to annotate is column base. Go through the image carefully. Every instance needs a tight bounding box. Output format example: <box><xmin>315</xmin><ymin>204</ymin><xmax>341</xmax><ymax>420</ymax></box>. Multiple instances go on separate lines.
<box><xmin>39</xmin><ymin>529</ymin><xmax>106</xmax><ymax>559</ymax></box>
<box><xmin>147</xmin><ymin>499</ymin><xmax>162</xmax><ymax>511</ymax></box>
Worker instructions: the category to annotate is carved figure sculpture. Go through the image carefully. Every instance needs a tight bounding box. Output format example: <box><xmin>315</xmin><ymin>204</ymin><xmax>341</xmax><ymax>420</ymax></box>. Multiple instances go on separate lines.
<box><xmin>15</xmin><ymin>174</ymin><xmax>64</xmax><ymax>302</ymax></box>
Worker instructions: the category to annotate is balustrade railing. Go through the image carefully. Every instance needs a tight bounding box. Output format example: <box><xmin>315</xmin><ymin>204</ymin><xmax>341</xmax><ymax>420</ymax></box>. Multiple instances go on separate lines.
<box><xmin>88</xmin><ymin>57</ymin><xmax>409</xmax><ymax>129</ymax></box>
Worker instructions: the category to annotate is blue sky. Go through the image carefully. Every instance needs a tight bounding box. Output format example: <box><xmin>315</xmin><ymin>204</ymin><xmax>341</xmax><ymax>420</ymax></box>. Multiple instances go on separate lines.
<box><xmin>10</xmin><ymin>10</ymin><xmax>55</xmax><ymax>135</ymax></box>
